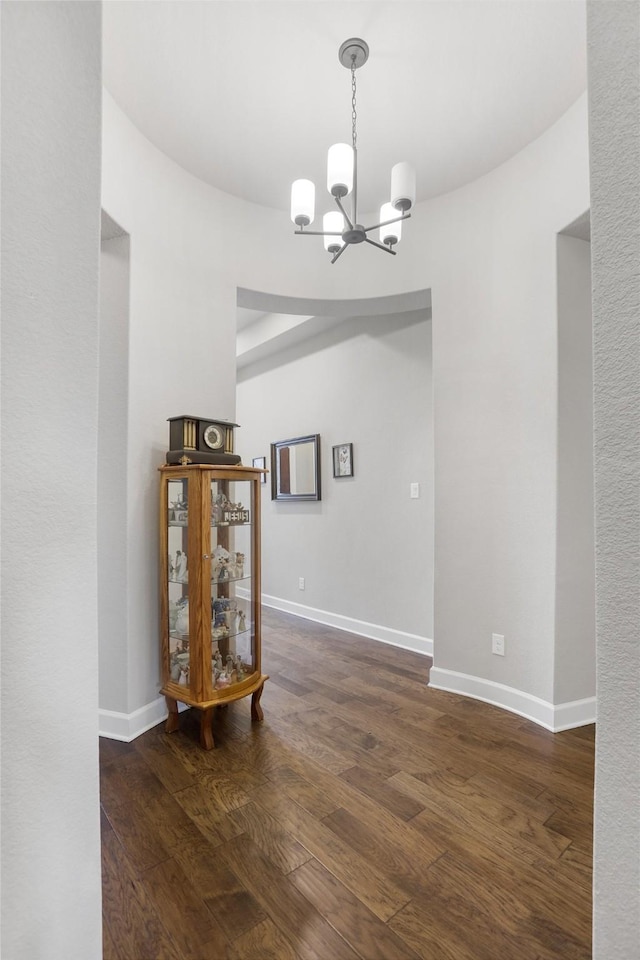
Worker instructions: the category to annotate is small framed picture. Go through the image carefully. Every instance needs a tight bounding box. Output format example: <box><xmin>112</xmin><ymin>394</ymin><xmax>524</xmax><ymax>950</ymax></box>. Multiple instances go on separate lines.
<box><xmin>332</xmin><ymin>443</ymin><xmax>353</xmax><ymax>478</ymax></box>
<box><xmin>252</xmin><ymin>456</ymin><xmax>267</xmax><ymax>483</ymax></box>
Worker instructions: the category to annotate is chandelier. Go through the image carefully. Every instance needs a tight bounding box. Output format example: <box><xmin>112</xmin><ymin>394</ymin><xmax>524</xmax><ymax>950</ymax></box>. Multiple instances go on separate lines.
<box><xmin>290</xmin><ymin>38</ymin><xmax>416</xmax><ymax>264</ymax></box>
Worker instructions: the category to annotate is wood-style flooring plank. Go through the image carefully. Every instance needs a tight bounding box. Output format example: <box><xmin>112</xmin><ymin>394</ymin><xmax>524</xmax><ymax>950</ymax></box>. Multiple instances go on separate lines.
<box><xmin>388</xmin><ymin>891</ymin><xmax>542</xmax><ymax>960</ymax></box>
<box><xmin>339</xmin><ymin>763</ymin><xmax>426</xmax><ymax>821</ymax></box>
<box><xmin>103</xmin><ymin>797</ymin><xmax>173</xmax><ymax>875</ymax></box>
<box><xmin>253</xmin><ymin>789</ymin><xmax>411</xmax><ymax>921</ymax></box>
<box><xmin>171</xmin><ymin>781</ymin><xmax>247</xmax><ymax>849</ymax></box>
<box><xmin>322</xmin><ymin>804</ymin><xmax>443</xmax><ymax>898</ymax></box>
<box><xmin>411</xmin><ymin>768</ymin><xmax>573</xmax><ymax>858</ymax></box>
<box><xmin>171</xmin><ymin>837</ymin><xmax>266</xmax><ymax>941</ymax></box>
<box><xmin>133</xmin><ymin>727</ymin><xmax>197</xmax><ymax>793</ymax></box>
<box><xmin>261</xmin><ymin>763</ymin><xmax>342</xmax><ymax>819</ymax></box>
<box><xmin>217</xmin><ymin>833</ymin><xmax>362</xmax><ymax>960</ymax></box>
<box><xmin>389</xmin><ymin>770</ymin><xmax>572</xmax><ymax>867</ymax></box>
<box><xmin>226</xmin><ymin>917</ymin><xmax>301</xmax><ymax>960</ymax></box>
<box><xmin>101</xmin><ymin>914</ymin><xmax>121</xmax><ymax>960</ymax></box>
<box><xmin>140</xmin><ymin>856</ymin><xmax>231</xmax><ymax>960</ymax></box>
<box><xmin>417</xmin><ymin>850</ymin><xmax>590</xmax><ymax>960</ymax></box>
<box><xmin>100</xmin><ymin>812</ymin><xmax>183</xmax><ymax>960</ymax></box>
<box><xmin>226</xmin><ymin>799</ymin><xmax>314</xmax><ymax>873</ymax></box>
<box><xmin>290</xmin><ymin>857</ymin><xmax>422</xmax><ymax>960</ymax></box>
<box><xmin>265</xmin><ymin>713</ymin><xmax>355</xmax><ymax>775</ymax></box>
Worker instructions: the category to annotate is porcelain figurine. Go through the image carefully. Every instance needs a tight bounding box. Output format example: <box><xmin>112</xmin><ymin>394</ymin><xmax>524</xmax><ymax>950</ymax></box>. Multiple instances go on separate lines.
<box><xmin>175</xmin><ymin>598</ymin><xmax>189</xmax><ymax>636</ymax></box>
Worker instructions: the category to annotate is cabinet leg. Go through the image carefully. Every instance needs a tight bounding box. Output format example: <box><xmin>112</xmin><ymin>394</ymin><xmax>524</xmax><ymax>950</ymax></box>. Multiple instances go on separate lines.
<box><xmin>200</xmin><ymin>707</ymin><xmax>216</xmax><ymax>750</ymax></box>
<box><xmin>165</xmin><ymin>696</ymin><xmax>180</xmax><ymax>734</ymax></box>
<box><xmin>251</xmin><ymin>683</ymin><xmax>265</xmax><ymax>722</ymax></box>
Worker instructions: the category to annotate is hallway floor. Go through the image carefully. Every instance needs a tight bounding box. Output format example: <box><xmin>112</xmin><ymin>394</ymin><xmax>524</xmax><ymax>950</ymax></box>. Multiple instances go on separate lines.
<box><xmin>100</xmin><ymin>607</ymin><xmax>593</xmax><ymax>959</ymax></box>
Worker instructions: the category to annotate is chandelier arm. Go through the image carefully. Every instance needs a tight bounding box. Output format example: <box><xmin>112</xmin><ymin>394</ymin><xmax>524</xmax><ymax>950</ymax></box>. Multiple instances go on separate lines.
<box><xmin>365</xmin><ymin>237</ymin><xmax>397</xmax><ymax>255</ymax></box>
<box><xmin>294</xmin><ymin>229</ymin><xmax>343</xmax><ymax>236</ymax></box>
<box><xmin>331</xmin><ymin>243</ymin><xmax>349</xmax><ymax>264</ymax></box>
<box><xmin>363</xmin><ymin>212</ymin><xmax>412</xmax><ymax>233</ymax></box>
<box><xmin>334</xmin><ymin>195</ymin><xmax>353</xmax><ymax>230</ymax></box>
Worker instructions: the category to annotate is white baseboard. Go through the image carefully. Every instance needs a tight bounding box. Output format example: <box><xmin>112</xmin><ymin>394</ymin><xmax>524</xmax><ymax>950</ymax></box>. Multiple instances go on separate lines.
<box><xmin>261</xmin><ymin>593</ymin><xmax>433</xmax><ymax>658</ymax></box>
<box><xmin>428</xmin><ymin>667</ymin><xmax>596</xmax><ymax>732</ymax></box>
<box><xmin>99</xmin><ymin>696</ymin><xmax>188</xmax><ymax>742</ymax></box>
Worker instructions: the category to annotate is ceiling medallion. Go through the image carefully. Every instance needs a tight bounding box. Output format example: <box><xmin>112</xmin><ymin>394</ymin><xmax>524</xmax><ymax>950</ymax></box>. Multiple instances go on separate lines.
<box><xmin>290</xmin><ymin>38</ymin><xmax>416</xmax><ymax>264</ymax></box>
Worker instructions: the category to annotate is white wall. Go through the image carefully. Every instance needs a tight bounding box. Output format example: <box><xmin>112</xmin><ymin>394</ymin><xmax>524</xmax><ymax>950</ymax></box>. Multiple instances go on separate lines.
<box><xmin>587</xmin><ymin>2</ymin><xmax>640</xmax><ymax>955</ymax></box>
<box><xmin>101</xmin><ymin>93</ymin><xmax>241</xmax><ymax>725</ymax></box>
<box><xmin>237</xmin><ymin>309</ymin><xmax>434</xmax><ymax>651</ymax></box>
<box><xmin>101</xmin><ymin>90</ymin><xmax>591</xmax><ymax>732</ymax></box>
<box><xmin>423</xmin><ymin>99</ymin><xmax>591</xmax><ymax>723</ymax></box>
<box><xmin>0</xmin><ymin>3</ymin><xmax>103</xmax><ymax>958</ymax></box>
<box><xmin>555</xmin><ymin>234</ymin><xmax>595</xmax><ymax>705</ymax></box>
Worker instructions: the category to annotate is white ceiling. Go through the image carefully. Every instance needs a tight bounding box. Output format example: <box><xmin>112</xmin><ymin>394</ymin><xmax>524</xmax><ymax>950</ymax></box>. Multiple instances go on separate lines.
<box><xmin>102</xmin><ymin>1</ymin><xmax>587</xmax><ymax>216</ymax></box>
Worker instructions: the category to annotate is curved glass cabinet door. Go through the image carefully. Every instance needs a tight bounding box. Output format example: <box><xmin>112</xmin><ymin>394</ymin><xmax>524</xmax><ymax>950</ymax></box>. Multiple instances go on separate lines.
<box><xmin>210</xmin><ymin>477</ymin><xmax>255</xmax><ymax>691</ymax></box>
<box><xmin>167</xmin><ymin>477</ymin><xmax>191</xmax><ymax>692</ymax></box>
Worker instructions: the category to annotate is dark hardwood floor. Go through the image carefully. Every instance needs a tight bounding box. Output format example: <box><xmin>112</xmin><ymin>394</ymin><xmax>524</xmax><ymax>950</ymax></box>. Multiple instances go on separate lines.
<box><xmin>100</xmin><ymin>607</ymin><xmax>594</xmax><ymax>959</ymax></box>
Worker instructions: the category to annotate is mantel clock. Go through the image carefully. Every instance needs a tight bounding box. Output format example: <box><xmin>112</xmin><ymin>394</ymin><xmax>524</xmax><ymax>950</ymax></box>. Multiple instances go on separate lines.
<box><xmin>166</xmin><ymin>415</ymin><xmax>241</xmax><ymax>466</ymax></box>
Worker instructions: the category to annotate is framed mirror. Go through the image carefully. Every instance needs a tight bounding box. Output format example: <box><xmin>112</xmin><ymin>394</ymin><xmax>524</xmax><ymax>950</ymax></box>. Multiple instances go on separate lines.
<box><xmin>271</xmin><ymin>434</ymin><xmax>321</xmax><ymax>501</ymax></box>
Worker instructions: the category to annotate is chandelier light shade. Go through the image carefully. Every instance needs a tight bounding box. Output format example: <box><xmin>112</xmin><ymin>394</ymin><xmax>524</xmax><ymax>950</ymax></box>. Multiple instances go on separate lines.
<box><xmin>291</xmin><ymin>179</ymin><xmax>315</xmax><ymax>226</ymax></box>
<box><xmin>391</xmin><ymin>162</ymin><xmax>416</xmax><ymax>212</ymax></box>
<box><xmin>327</xmin><ymin>143</ymin><xmax>354</xmax><ymax>197</ymax></box>
<box><xmin>291</xmin><ymin>38</ymin><xmax>416</xmax><ymax>264</ymax></box>
<box><xmin>380</xmin><ymin>202</ymin><xmax>402</xmax><ymax>247</ymax></box>
<box><xmin>323</xmin><ymin>211</ymin><xmax>345</xmax><ymax>253</ymax></box>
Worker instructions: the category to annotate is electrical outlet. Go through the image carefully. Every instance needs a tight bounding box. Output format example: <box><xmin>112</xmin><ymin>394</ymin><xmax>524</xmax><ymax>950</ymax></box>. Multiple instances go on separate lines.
<box><xmin>298</xmin><ymin>577</ymin><xmax>305</xmax><ymax>591</ymax></box>
<box><xmin>410</xmin><ymin>482</ymin><xmax>420</xmax><ymax>499</ymax></box>
<box><xmin>492</xmin><ymin>633</ymin><xmax>505</xmax><ymax>656</ymax></box>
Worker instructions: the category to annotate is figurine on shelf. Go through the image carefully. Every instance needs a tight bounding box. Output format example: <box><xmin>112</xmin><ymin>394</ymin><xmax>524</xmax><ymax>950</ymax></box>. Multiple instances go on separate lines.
<box><xmin>178</xmin><ymin>664</ymin><xmax>189</xmax><ymax>686</ymax></box>
<box><xmin>168</xmin><ymin>600</ymin><xmax>178</xmax><ymax>631</ymax></box>
<box><xmin>225</xmin><ymin>654</ymin><xmax>235</xmax><ymax>680</ymax></box>
<box><xmin>218</xmin><ymin>557</ymin><xmax>230</xmax><ymax>581</ymax></box>
<box><xmin>212</xmin><ymin>651</ymin><xmax>223</xmax><ymax>685</ymax></box>
<box><xmin>236</xmin><ymin>655</ymin><xmax>246</xmax><ymax>681</ymax></box>
<box><xmin>233</xmin><ymin>553</ymin><xmax>245</xmax><ymax>579</ymax></box>
<box><xmin>211</xmin><ymin>491</ymin><xmax>229</xmax><ymax>524</ymax></box>
<box><xmin>211</xmin><ymin>545</ymin><xmax>231</xmax><ymax>581</ymax></box>
<box><xmin>212</xmin><ymin>597</ymin><xmax>227</xmax><ymax>626</ymax></box>
<box><xmin>170</xmin><ymin>493</ymin><xmax>188</xmax><ymax>524</ymax></box>
<box><xmin>175</xmin><ymin>597</ymin><xmax>189</xmax><ymax>636</ymax></box>
<box><xmin>212</xmin><ymin>597</ymin><xmax>230</xmax><ymax>639</ymax></box>
<box><xmin>236</xmin><ymin>609</ymin><xmax>247</xmax><ymax>633</ymax></box>
<box><xmin>174</xmin><ymin>550</ymin><xmax>188</xmax><ymax>582</ymax></box>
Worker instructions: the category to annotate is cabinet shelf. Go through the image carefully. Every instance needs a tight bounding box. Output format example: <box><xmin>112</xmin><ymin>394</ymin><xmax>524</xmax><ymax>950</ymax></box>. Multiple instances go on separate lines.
<box><xmin>212</xmin><ymin>574</ymin><xmax>250</xmax><ymax>586</ymax></box>
<box><xmin>211</xmin><ymin>521</ymin><xmax>252</xmax><ymax>528</ymax></box>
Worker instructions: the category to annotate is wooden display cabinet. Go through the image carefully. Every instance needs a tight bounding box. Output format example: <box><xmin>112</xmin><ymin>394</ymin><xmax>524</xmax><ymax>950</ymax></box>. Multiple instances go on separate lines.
<box><xmin>159</xmin><ymin>463</ymin><xmax>267</xmax><ymax>749</ymax></box>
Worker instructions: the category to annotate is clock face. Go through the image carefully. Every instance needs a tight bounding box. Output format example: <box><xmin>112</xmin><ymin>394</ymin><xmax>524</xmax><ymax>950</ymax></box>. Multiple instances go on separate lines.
<box><xmin>203</xmin><ymin>424</ymin><xmax>224</xmax><ymax>450</ymax></box>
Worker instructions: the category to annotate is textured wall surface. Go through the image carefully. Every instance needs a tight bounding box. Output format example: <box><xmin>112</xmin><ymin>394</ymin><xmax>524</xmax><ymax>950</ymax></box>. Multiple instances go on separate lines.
<box><xmin>99</xmin><ymin>234</ymin><xmax>131</xmax><ymax>714</ymax></box>
<box><xmin>554</xmin><ymin>235</ymin><xmax>595</xmax><ymax>704</ymax></box>
<box><xmin>588</xmin><ymin>2</ymin><xmax>640</xmax><ymax>956</ymax></box>
<box><xmin>0</xmin><ymin>2</ymin><xmax>103</xmax><ymax>957</ymax></box>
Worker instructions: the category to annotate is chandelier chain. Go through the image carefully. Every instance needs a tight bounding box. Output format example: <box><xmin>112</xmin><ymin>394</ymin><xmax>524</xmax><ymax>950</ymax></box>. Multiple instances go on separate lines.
<box><xmin>351</xmin><ymin>59</ymin><xmax>357</xmax><ymax>151</ymax></box>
